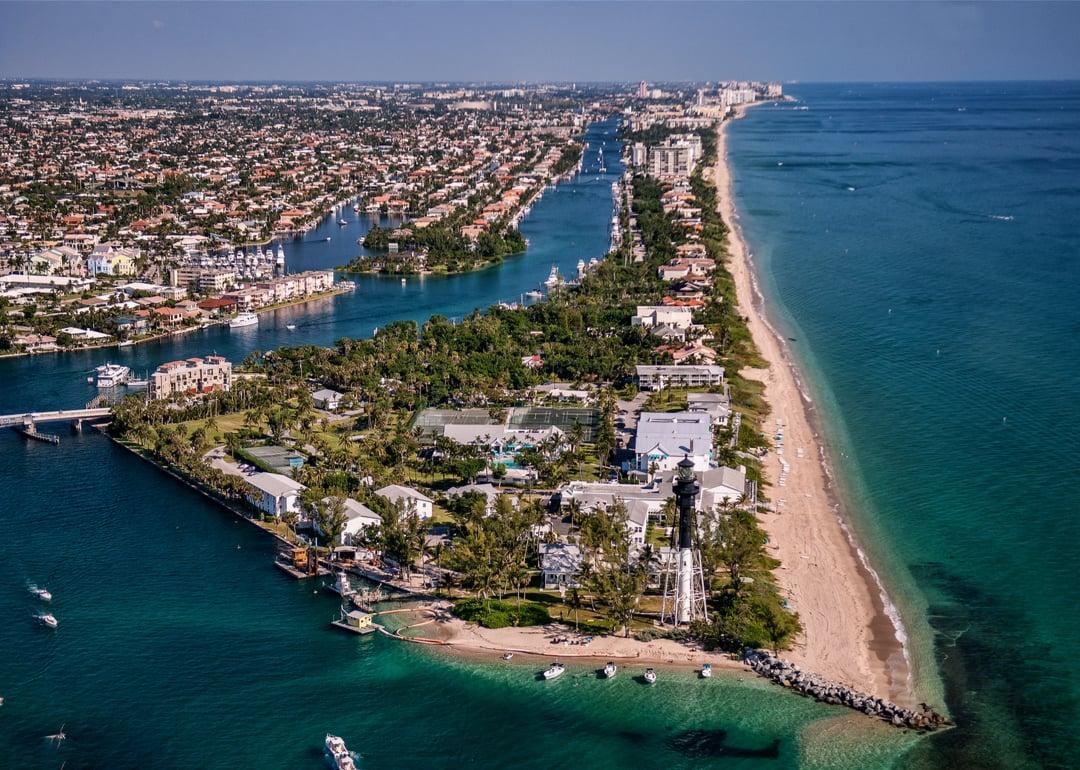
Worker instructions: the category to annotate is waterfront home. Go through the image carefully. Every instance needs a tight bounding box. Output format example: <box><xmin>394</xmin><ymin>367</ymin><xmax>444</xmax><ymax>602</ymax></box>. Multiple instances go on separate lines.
<box><xmin>697</xmin><ymin>466</ymin><xmax>750</xmax><ymax>509</ymax></box>
<box><xmin>633</xmin><ymin>411</ymin><xmax>714</xmax><ymax>473</ymax></box>
<box><xmin>636</xmin><ymin>364</ymin><xmax>724</xmax><ymax>391</ymax></box>
<box><xmin>337</xmin><ymin>498</ymin><xmax>383</xmax><ymax>545</ymax></box>
<box><xmin>312</xmin><ymin>388</ymin><xmax>344</xmax><ymax>411</ymax></box>
<box><xmin>540</xmin><ymin>542</ymin><xmax>583</xmax><ymax>589</ymax></box>
<box><xmin>375</xmin><ymin>484</ymin><xmax>433</xmax><ymax>520</ymax></box>
<box><xmin>149</xmin><ymin>355</ymin><xmax>232</xmax><ymax>399</ymax></box>
<box><xmin>245</xmin><ymin>472</ymin><xmax>305</xmax><ymax>517</ymax></box>
<box><xmin>57</xmin><ymin>326</ymin><xmax>110</xmax><ymax>342</ymax></box>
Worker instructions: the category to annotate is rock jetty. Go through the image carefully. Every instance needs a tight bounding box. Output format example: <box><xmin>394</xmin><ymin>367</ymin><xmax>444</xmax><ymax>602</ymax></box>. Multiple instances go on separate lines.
<box><xmin>743</xmin><ymin>650</ymin><xmax>952</xmax><ymax>731</ymax></box>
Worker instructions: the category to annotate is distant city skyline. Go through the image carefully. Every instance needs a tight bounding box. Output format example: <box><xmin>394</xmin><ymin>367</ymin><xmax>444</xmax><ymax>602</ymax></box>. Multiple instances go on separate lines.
<box><xmin>2</xmin><ymin>1</ymin><xmax>1080</xmax><ymax>83</ymax></box>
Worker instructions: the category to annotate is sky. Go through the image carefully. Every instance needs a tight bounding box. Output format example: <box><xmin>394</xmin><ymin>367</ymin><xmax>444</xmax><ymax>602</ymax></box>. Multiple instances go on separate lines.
<box><xmin>2</xmin><ymin>1</ymin><xmax>1079</xmax><ymax>83</ymax></box>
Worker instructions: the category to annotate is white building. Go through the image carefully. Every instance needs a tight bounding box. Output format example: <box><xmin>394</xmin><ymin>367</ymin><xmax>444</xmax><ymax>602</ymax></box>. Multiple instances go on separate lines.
<box><xmin>312</xmin><ymin>388</ymin><xmax>344</xmax><ymax>411</ymax></box>
<box><xmin>540</xmin><ymin>542</ymin><xmax>583</xmax><ymax>589</ymax></box>
<box><xmin>636</xmin><ymin>364</ymin><xmax>724</xmax><ymax>391</ymax></box>
<box><xmin>338</xmin><ymin>498</ymin><xmax>383</xmax><ymax>545</ymax></box>
<box><xmin>631</xmin><ymin>305</ymin><xmax>694</xmax><ymax>330</ymax></box>
<box><xmin>698</xmin><ymin>466</ymin><xmax>749</xmax><ymax>509</ymax></box>
<box><xmin>375</xmin><ymin>484</ymin><xmax>433</xmax><ymax>520</ymax></box>
<box><xmin>634</xmin><ymin>411</ymin><xmax>714</xmax><ymax>473</ymax></box>
<box><xmin>245</xmin><ymin>472</ymin><xmax>305</xmax><ymax>517</ymax></box>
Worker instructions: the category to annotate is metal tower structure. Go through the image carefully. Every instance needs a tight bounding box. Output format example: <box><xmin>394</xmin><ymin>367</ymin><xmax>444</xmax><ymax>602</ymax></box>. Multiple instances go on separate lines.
<box><xmin>660</xmin><ymin>456</ymin><xmax>710</xmax><ymax>626</ymax></box>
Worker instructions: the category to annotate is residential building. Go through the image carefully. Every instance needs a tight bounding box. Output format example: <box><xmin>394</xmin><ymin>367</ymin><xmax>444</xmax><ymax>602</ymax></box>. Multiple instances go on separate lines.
<box><xmin>338</xmin><ymin>498</ymin><xmax>383</xmax><ymax>545</ymax></box>
<box><xmin>312</xmin><ymin>388</ymin><xmax>344</xmax><ymax>411</ymax></box>
<box><xmin>540</xmin><ymin>542</ymin><xmax>583</xmax><ymax>589</ymax></box>
<box><xmin>375</xmin><ymin>484</ymin><xmax>433</xmax><ymax>520</ymax></box>
<box><xmin>636</xmin><ymin>364</ymin><xmax>724</xmax><ymax>391</ymax></box>
<box><xmin>632</xmin><ymin>305</ymin><xmax>694</xmax><ymax>330</ymax></box>
<box><xmin>149</xmin><ymin>354</ymin><xmax>233</xmax><ymax>399</ymax></box>
<box><xmin>633</xmin><ymin>411</ymin><xmax>714</xmax><ymax>473</ymax></box>
<box><xmin>245</xmin><ymin>472</ymin><xmax>305</xmax><ymax>517</ymax></box>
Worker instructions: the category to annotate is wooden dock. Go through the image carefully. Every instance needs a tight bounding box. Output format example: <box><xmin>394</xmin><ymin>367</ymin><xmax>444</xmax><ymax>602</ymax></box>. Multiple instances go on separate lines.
<box><xmin>330</xmin><ymin>619</ymin><xmax>378</xmax><ymax>635</ymax></box>
<box><xmin>274</xmin><ymin>560</ymin><xmax>329</xmax><ymax>580</ymax></box>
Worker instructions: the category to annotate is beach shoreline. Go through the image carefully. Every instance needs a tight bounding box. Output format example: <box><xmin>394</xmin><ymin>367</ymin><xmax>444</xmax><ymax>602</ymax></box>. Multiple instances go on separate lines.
<box><xmin>715</xmin><ymin>102</ymin><xmax>913</xmax><ymax>704</ymax></box>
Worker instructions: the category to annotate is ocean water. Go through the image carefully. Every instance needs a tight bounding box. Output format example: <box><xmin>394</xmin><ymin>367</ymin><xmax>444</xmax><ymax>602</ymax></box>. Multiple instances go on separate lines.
<box><xmin>0</xmin><ymin>117</ymin><xmax>913</xmax><ymax>769</ymax></box>
<box><xmin>6</xmin><ymin>88</ymin><xmax>1075</xmax><ymax>769</ymax></box>
<box><xmin>728</xmin><ymin>82</ymin><xmax>1080</xmax><ymax>768</ymax></box>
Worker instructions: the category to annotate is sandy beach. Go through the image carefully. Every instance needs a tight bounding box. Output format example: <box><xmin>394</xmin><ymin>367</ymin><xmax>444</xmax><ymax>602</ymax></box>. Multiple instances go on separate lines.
<box><xmin>714</xmin><ymin>104</ymin><xmax>911</xmax><ymax>703</ymax></box>
<box><xmin>389</xmin><ymin>605</ymin><xmax>748</xmax><ymax>674</ymax></box>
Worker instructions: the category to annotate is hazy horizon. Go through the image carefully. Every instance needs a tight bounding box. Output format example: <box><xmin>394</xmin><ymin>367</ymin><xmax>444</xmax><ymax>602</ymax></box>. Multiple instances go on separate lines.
<box><xmin>2</xmin><ymin>1</ymin><xmax>1080</xmax><ymax>83</ymax></box>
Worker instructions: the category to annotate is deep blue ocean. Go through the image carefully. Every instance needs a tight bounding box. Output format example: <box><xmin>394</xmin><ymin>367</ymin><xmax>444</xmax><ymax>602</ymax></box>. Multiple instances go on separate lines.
<box><xmin>1</xmin><ymin>89</ymin><xmax>1078</xmax><ymax>769</ymax></box>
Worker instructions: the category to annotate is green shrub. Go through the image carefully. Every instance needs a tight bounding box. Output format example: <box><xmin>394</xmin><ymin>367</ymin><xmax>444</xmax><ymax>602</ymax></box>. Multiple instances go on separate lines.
<box><xmin>453</xmin><ymin>598</ymin><xmax>551</xmax><ymax>629</ymax></box>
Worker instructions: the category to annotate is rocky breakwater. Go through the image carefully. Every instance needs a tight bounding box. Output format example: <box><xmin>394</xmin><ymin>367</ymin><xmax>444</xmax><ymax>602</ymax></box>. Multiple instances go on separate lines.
<box><xmin>743</xmin><ymin>650</ymin><xmax>952</xmax><ymax>731</ymax></box>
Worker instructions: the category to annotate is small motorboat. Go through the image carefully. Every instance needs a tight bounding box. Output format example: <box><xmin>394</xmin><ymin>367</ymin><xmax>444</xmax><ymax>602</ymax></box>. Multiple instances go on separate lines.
<box><xmin>324</xmin><ymin>734</ymin><xmax>357</xmax><ymax>770</ymax></box>
<box><xmin>338</xmin><ymin>220</ymin><xmax>348</xmax><ymax>226</ymax></box>
<box><xmin>286</xmin><ymin>324</ymin><xmax>297</xmax><ymax>331</ymax></box>
<box><xmin>30</xmin><ymin>585</ymin><xmax>52</xmax><ymax>602</ymax></box>
<box><xmin>602</xmin><ymin>662</ymin><xmax>617</xmax><ymax>679</ymax></box>
<box><xmin>525</xmin><ymin>289</ymin><xmax>543</xmax><ymax>299</ymax></box>
<box><xmin>501</xmin><ymin>652</ymin><xmax>514</xmax><ymax>661</ymax></box>
<box><xmin>400</xmin><ymin>278</ymin><xmax>407</xmax><ymax>285</ymax></box>
<box><xmin>325</xmin><ymin>236</ymin><xmax>332</xmax><ymax>242</ymax></box>
<box><xmin>643</xmin><ymin>667</ymin><xmax>657</xmax><ymax>684</ymax></box>
<box><xmin>38</xmin><ymin>613</ymin><xmax>58</xmax><ymax>629</ymax></box>
<box><xmin>701</xmin><ymin>663</ymin><xmax>712</xmax><ymax>679</ymax></box>
<box><xmin>543</xmin><ymin>662</ymin><xmax>566</xmax><ymax>680</ymax></box>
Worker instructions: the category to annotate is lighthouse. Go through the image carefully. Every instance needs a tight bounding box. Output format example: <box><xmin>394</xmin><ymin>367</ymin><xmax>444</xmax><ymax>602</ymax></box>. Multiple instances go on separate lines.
<box><xmin>661</xmin><ymin>455</ymin><xmax>710</xmax><ymax>625</ymax></box>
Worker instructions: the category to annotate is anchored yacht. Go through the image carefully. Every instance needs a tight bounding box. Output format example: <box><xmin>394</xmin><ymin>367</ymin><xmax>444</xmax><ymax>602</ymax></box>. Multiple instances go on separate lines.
<box><xmin>229</xmin><ymin>312</ymin><xmax>259</xmax><ymax>329</ymax></box>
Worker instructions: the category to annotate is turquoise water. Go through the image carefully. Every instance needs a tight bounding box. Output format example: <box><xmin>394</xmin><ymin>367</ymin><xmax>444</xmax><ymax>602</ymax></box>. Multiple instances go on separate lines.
<box><xmin>0</xmin><ymin>117</ymin><xmax>908</xmax><ymax>769</ymax></box>
<box><xmin>6</xmin><ymin>87</ymin><xmax>1077</xmax><ymax>768</ymax></box>
<box><xmin>728</xmin><ymin>82</ymin><xmax>1080</xmax><ymax>768</ymax></box>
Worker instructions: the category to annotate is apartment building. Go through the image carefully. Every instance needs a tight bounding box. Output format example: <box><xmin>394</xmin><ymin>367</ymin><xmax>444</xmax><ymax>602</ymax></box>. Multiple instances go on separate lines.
<box><xmin>150</xmin><ymin>355</ymin><xmax>233</xmax><ymax>399</ymax></box>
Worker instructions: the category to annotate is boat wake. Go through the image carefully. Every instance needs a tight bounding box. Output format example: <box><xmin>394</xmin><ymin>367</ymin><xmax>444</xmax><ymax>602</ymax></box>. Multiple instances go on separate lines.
<box><xmin>988</xmin><ymin>214</ymin><xmax>1014</xmax><ymax>222</ymax></box>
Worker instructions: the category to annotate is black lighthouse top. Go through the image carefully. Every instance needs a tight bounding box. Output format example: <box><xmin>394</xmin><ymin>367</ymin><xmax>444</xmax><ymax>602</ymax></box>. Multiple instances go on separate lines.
<box><xmin>673</xmin><ymin>455</ymin><xmax>699</xmax><ymax>550</ymax></box>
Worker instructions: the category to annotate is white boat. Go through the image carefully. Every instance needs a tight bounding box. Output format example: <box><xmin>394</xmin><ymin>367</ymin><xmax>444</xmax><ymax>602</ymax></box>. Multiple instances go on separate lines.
<box><xmin>338</xmin><ymin>220</ymin><xmax>348</xmax><ymax>226</ymax></box>
<box><xmin>543</xmin><ymin>662</ymin><xmax>566</xmax><ymax>680</ymax></box>
<box><xmin>701</xmin><ymin>663</ymin><xmax>712</xmax><ymax>679</ymax></box>
<box><xmin>643</xmin><ymin>667</ymin><xmax>657</xmax><ymax>684</ymax></box>
<box><xmin>525</xmin><ymin>290</ymin><xmax>543</xmax><ymax>300</ymax></box>
<box><xmin>544</xmin><ymin>265</ymin><xmax>560</xmax><ymax>288</ymax></box>
<box><xmin>602</xmin><ymin>662</ymin><xmax>617</xmax><ymax>679</ymax></box>
<box><xmin>328</xmin><ymin>571</ymin><xmax>355</xmax><ymax>597</ymax></box>
<box><xmin>400</xmin><ymin>278</ymin><xmax>407</xmax><ymax>285</ymax></box>
<box><xmin>229</xmin><ymin>312</ymin><xmax>259</xmax><ymax>328</ymax></box>
<box><xmin>324</xmin><ymin>734</ymin><xmax>357</xmax><ymax>770</ymax></box>
<box><xmin>501</xmin><ymin>652</ymin><xmax>514</xmax><ymax>661</ymax></box>
<box><xmin>325</xmin><ymin>236</ymin><xmax>332</xmax><ymax>242</ymax></box>
<box><xmin>93</xmin><ymin>363</ymin><xmax>130</xmax><ymax>388</ymax></box>
<box><xmin>118</xmin><ymin>340</ymin><xmax>134</xmax><ymax>347</ymax></box>
<box><xmin>39</xmin><ymin>613</ymin><xmax>58</xmax><ymax>629</ymax></box>
<box><xmin>30</xmin><ymin>585</ymin><xmax>52</xmax><ymax>602</ymax></box>
<box><xmin>286</xmin><ymin>324</ymin><xmax>297</xmax><ymax>331</ymax></box>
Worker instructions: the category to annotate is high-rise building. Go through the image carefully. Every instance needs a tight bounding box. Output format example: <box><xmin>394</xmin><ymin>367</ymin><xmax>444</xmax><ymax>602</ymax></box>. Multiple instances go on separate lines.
<box><xmin>637</xmin><ymin>80</ymin><xmax>648</xmax><ymax>99</ymax></box>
